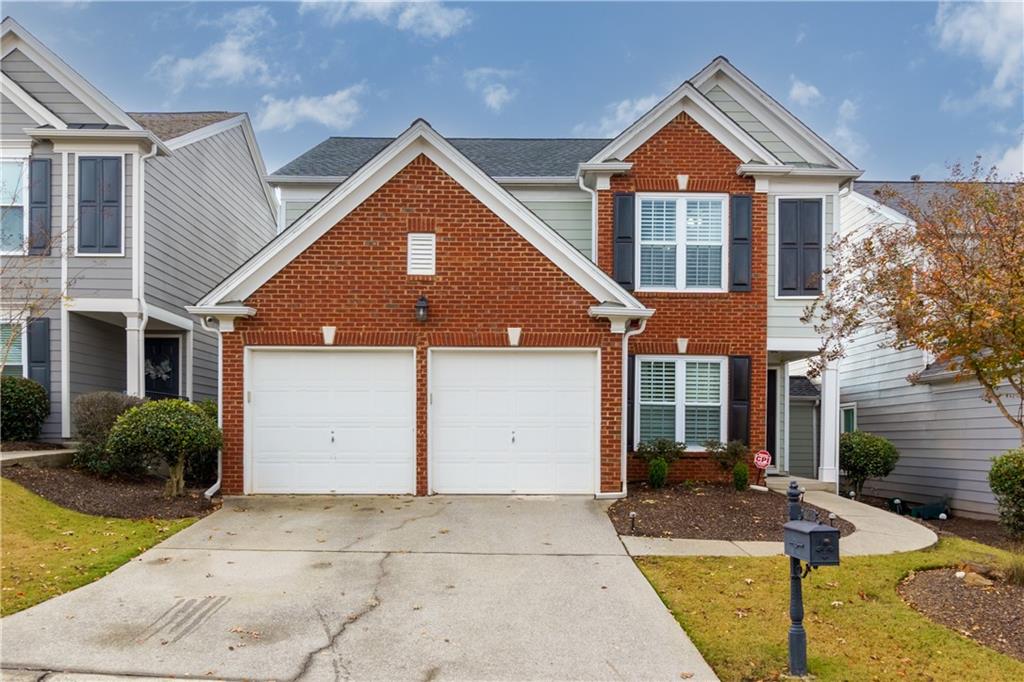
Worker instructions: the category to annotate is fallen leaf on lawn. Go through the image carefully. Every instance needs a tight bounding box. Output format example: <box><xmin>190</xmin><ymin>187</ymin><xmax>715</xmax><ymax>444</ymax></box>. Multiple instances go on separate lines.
<box><xmin>744</xmin><ymin>578</ymin><xmax>754</xmax><ymax>585</ymax></box>
<box><xmin>831</xmin><ymin>601</ymin><xmax>844</xmax><ymax>608</ymax></box>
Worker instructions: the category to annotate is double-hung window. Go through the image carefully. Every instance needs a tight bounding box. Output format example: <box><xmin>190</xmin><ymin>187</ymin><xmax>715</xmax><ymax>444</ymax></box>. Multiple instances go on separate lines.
<box><xmin>1</xmin><ymin>158</ymin><xmax>28</xmax><ymax>254</ymax></box>
<box><xmin>1</xmin><ymin>322</ymin><xmax>26</xmax><ymax>377</ymax></box>
<box><xmin>638</xmin><ymin>194</ymin><xmax>728</xmax><ymax>292</ymax></box>
<box><xmin>636</xmin><ymin>356</ymin><xmax>727</xmax><ymax>449</ymax></box>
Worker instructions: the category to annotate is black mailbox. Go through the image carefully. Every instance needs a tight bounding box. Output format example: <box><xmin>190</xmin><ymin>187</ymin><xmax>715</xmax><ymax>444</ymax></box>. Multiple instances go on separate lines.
<box><xmin>783</xmin><ymin>519</ymin><xmax>840</xmax><ymax>567</ymax></box>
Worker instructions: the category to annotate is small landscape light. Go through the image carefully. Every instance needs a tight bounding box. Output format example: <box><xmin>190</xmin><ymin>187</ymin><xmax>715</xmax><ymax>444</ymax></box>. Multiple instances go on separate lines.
<box><xmin>629</xmin><ymin>511</ymin><xmax>637</xmax><ymax>534</ymax></box>
<box><xmin>414</xmin><ymin>295</ymin><xmax>429</xmax><ymax>323</ymax></box>
<box><xmin>938</xmin><ymin>512</ymin><xmax>948</xmax><ymax>521</ymax></box>
<box><xmin>828</xmin><ymin>512</ymin><xmax>837</xmax><ymax>527</ymax></box>
<box><xmin>848</xmin><ymin>490</ymin><xmax>856</xmax><ymax>499</ymax></box>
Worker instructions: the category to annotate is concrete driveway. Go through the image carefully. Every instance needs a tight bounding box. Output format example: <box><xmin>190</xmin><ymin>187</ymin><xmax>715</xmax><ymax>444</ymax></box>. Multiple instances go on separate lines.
<box><xmin>1</xmin><ymin>496</ymin><xmax>716</xmax><ymax>681</ymax></box>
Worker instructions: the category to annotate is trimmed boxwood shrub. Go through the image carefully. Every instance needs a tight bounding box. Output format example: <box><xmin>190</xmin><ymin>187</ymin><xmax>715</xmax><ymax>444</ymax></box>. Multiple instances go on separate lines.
<box><xmin>636</xmin><ymin>438</ymin><xmax>684</xmax><ymax>489</ymax></box>
<box><xmin>733</xmin><ymin>461</ymin><xmax>749</xmax><ymax>491</ymax></box>
<box><xmin>1</xmin><ymin>375</ymin><xmax>49</xmax><ymax>442</ymax></box>
<box><xmin>71</xmin><ymin>392</ymin><xmax>147</xmax><ymax>476</ymax></box>
<box><xmin>107</xmin><ymin>399</ymin><xmax>221</xmax><ymax>497</ymax></box>
<box><xmin>840</xmin><ymin>430</ymin><xmax>899</xmax><ymax>497</ymax></box>
<box><xmin>989</xmin><ymin>448</ymin><xmax>1024</xmax><ymax>540</ymax></box>
<box><xmin>186</xmin><ymin>399</ymin><xmax>219</xmax><ymax>486</ymax></box>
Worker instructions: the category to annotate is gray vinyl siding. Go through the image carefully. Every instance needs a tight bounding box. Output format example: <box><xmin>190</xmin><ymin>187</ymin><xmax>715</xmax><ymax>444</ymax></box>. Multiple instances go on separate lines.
<box><xmin>1</xmin><ymin>49</ymin><xmax>104</xmax><ymax>125</ymax></box>
<box><xmin>143</xmin><ymin>124</ymin><xmax>275</xmax><ymax>397</ymax></box>
<box><xmin>67</xmin><ymin>152</ymin><xmax>134</xmax><ymax>297</ymax></box>
<box><xmin>284</xmin><ymin>200</ymin><xmax>316</xmax><ymax>228</ymax></box>
<box><xmin>767</xmin><ymin>194</ymin><xmax>833</xmax><ymax>338</ymax></box>
<box><xmin>521</xmin><ymin>200</ymin><xmax>592</xmax><ymax>258</ymax></box>
<box><xmin>789</xmin><ymin>401</ymin><xmax>818</xmax><ymax>478</ymax></box>
<box><xmin>705</xmin><ymin>85</ymin><xmax>805</xmax><ymax>164</ymax></box>
<box><xmin>1</xmin><ymin>94</ymin><xmax>34</xmax><ymax>137</ymax></box>
<box><xmin>68</xmin><ymin>313</ymin><xmax>126</xmax><ymax>428</ymax></box>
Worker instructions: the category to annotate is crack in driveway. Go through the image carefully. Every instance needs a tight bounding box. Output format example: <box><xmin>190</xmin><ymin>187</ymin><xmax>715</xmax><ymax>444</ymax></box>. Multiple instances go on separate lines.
<box><xmin>291</xmin><ymin>552</ymin><xmax>392</xmax><ymax>681</ymax></box>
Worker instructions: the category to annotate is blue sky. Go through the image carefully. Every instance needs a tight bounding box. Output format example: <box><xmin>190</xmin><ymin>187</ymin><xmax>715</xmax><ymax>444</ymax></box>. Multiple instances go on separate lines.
<box><xmin>8</xmin><ymin>1</ymin><xmax>1023</xmax><ymax>179</ymax></box>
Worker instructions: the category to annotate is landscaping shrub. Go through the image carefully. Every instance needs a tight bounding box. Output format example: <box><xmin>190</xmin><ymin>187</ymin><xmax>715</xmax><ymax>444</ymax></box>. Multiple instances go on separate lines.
<box><xmin>71</xmin><ymin>392</ymin><xmax>146</xmax><ymax>476</ymax></box>
<box><xmin>195</xmin><ymin>398</ymin><xmax>217</xmax><ymax>422</ymax></box>
<box><xmin>185</xmin><ymin>399</ymin><xmax>219</xmax><ymax>486</ymax></box>
<box><xmin>839</xmin><ymin>430</ymin><xmax>899</xmax><ymax>497</ymax></box>
<box><xmin>1</xmin><ymin>375</ymin><xmax>49</xmax><ymax>442</ymax></box>
<box><xmin>636</xmin><ymin>438</ymin><xmax>684</xmax><ymax>489</ymax></box>
<box><xmin>107</xmin><ymin>399</ymin><xmax>221</xmax><ymax>497</ymax></box>
<box><xmin>704</xmin><ymin>439</ymin><xmax>750</xmax><ymax>474</ymax></box>
<box><xmin>989</xmin><ymin>447</ymin><xmax>1024</xmax><ymax>540</ymax></box>
<box><xmin>1002</xmin><ymin>552</ymin><xmax>1024</xmax><ymax>586</ymax></box>
<box><xmin>733</xmin><ymin>461</ymin><xmax>749</xmax><ymax>491</ymax></box>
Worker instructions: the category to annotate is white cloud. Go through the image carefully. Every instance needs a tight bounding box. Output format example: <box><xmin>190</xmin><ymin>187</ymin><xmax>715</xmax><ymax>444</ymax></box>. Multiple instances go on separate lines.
<box><xmin>464</xmin><ymin>67</ymin><xmax>517</xmax><ymax>112</ymax></box>
<box><xmin>150</xmin><ymin>6</ymin><xmax>283</xmax><ymax>94</ymax></box>
<box><xmin>992</xmin><ymin>137</ymin><xmax>1024</xmax><ymax>177</ymax></box>
<box><xmin>299</xmin><ymin>1</ymin><xmax>470</xmax><ymax>39</ymax></box>
<box><xmin>831</xmin><ymin>98</ymin><xmax>868</xmax><ymax>161</ymax></box>
<box><xmin>934</xmin><ymin>0</ymin><xmax>1023</xmax><ymax>111</ymax></box>
<box><xmin>572</xmin><ymin>94</ymin><xmax>660</xmax><ymax>137</ymax></box>
<box><xmin>794</xmin><ymin>29</ymin><xmax>806</xmax><ymax>45</ymax></box>
<box><xmin>788</xmin><ymin>76</ymin><xmax>823</xmax><ymax>106</ymax></box>
<box><xmin>255</xmin><ymin>84</ymin><xmax>366</xmax><ymax>132</ymax></box>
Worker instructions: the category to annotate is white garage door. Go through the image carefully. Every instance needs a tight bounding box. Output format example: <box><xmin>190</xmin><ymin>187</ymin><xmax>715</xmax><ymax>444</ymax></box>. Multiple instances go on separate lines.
<box><xmin>430</xmin><ymin>350</ymin><xmax>597</xmax><ymax>494</ymax></box>
<box><xmin>248</xmin><ymin>349</ymin><xmax>415</xmax><ymax>494</ymax></box>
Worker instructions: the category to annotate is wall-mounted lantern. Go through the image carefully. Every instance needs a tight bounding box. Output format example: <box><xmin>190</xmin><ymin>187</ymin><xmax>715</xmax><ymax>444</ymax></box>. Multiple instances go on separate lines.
<box><xmin>415</xmin><ymin>295</ymin><xmax>429</xmax><ymax>323</ymax></box>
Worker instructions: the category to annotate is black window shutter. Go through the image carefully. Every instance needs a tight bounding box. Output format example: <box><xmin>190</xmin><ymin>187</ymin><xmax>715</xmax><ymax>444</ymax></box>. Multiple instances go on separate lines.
<box><xmin>626</xmin><ymin>353</ymin><xmax>636</xmax><ymax>452</ymax></box>
<box><xmin>27</xmin><ymin>317</ymin><xmax>51</xmax><ymax>396</ymax></box>
<box><xmin>778</xmin><ymin>198</ymin><xmax>822</xmax><ymax>296</ymax></box>
<box><xmin>28</xmin><ymin>158</ymin><xmax>51</xmax><ymax>255</ymax></box>
<box><xmin>78</xmin><ymin>156</ymin><xmax>121</xmax><ymax>254</ymax></box>
<box><xmin>729</xmin><ymin>195</ymin><xmax>752</xmax><ymax>291</ymax></box>
<box><xmin>728</xmin><ymin>356</ymin><xmax>750</xmax><ymax>446</ymax></box>
<box><xmin>612</xmin><ymin>193</ymin><xmax>635</xmax><ymax>290</ymax></box>
<box><xmin>100</xmin><ymin>157</ymin><xmax>122</xmax><ymax>252</ymax></box>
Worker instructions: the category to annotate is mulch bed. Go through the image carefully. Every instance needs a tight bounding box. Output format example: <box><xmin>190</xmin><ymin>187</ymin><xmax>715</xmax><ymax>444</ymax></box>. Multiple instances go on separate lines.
<box><xmin>608</xmin><ymin>482</ymin><xmax>855</xmax><ymax>541</ymax></box>
<box><xmin>1</xmin><ymin>465</ymin><xmax>217</xmax><ymax>519</ymax></box>
<box><xmin>0</xmin><ymin>441</ymin><xmax>68</xmax><ymax>452</ymax></box>
<box><xmin>900</xmin><ymin>568</ymin><xmax>1024</xmax><ymax>661</ymax></box>
<box><xmin>859</xmin><ymin>494</ymin><xmax>1021</xmax><ymax>551</ymax></box>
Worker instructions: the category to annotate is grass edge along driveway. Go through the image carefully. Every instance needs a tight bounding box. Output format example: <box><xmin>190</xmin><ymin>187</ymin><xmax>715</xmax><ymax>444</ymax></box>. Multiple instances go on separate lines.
<box><xmin>639</xmin><ymin>537</ymin><xmax>1023</xmax><ymax>681</ymax></box>
<box><xmin>1</xmin><ymin>478</ymin><xmax>194</xmax><ymax>616</ymax></box>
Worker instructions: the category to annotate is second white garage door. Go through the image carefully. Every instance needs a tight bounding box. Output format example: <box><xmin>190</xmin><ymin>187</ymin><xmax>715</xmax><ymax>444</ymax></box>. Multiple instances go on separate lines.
<box><xmin>248</xmin><ymin>349</ymin><xmax>415</xmax><ymax>494</ymax></box>
<box><xmin>430</xmin><ymin>350</ymin><xmax>598</xmax><ymax>494</ymax></box>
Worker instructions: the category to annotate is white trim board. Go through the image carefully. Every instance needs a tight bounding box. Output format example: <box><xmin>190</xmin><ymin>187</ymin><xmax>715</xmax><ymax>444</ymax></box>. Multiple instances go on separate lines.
<box><xmin>198</xmin><ymin>120</ymin><xmax>649</xmax><ymax>313</ymax></box>
<box><xmin>0</xmin><ymin>72</ymin><xmax>67</xmax><ymax>129</ymax></box>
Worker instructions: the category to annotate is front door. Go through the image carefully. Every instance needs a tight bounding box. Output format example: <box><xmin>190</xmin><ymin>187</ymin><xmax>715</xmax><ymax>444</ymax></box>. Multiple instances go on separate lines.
<box><xmin>145</xmin><ymin>337</ymin><xmax>181</xmax><ymax>399</ymax></box>
<box><xmin>766</xmin><ymin>369</ymin><xmax>778</xmax><ymax>470</ymax></box>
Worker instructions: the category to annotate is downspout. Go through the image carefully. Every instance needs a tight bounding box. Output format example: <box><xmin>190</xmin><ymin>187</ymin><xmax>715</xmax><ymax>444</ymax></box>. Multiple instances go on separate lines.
<box><xmin>578</xmin><ymin>174</ymin><xmax>598</xmax><ymax>262</ymax></box>
<box><xmin>619</xmin><ymin>319</ymin><xmax>648</xmax><ymax>496</ymax></box>
<box><xmin>135</xmin><ymin>141</ymin><xmax>159</xmax><ymax>397</ymax></box>
<box><xmin>197</xmin><ymin>315</ymin><xmax>222</xmax><ymax>499</ymax></box>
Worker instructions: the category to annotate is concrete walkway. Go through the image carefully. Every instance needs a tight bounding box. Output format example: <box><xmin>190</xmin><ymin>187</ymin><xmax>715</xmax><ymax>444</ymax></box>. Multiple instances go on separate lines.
<box><xmin>621</xmin><ymin>489</ymin><xmax>938</xmax><ymax>557</ymax></box>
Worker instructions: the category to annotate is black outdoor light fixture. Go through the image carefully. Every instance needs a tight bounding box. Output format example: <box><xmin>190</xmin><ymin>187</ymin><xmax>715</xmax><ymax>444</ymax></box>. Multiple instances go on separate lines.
<box><xmin>415</xmin><ymin>295</ymin><xmax>429</xmax><ymax>323</ymax></box>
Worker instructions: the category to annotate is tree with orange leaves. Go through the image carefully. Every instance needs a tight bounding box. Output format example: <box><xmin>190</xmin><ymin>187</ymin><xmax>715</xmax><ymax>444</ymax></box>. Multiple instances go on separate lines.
<box><xmin>805</xmin><ymin>159</ymin><xmax>1024</xmax><ymax>438</ymax></box>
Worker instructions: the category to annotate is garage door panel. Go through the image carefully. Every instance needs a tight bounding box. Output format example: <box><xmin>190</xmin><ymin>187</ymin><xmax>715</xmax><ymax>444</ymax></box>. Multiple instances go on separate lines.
<box><xmin>248</xmin><ymin>350</ymin><xmax>415</xmax><ymax>494</ymax></box>
<box><xmin>431</xmin><ymin>351</ymin><xmax>597</xmax><ymax>494</ymax></box>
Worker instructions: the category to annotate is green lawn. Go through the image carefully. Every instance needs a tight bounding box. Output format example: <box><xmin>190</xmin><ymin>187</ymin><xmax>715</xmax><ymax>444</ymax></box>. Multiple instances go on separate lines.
<box><xmin>1</xmin><ymin>478</ymin><xmax>194</xmax><ymax>616</ymax></box>
<box><xmin>639</xmin><ymin>537</ymin><xmax>1024</xmax><ymax>681</ymax></box>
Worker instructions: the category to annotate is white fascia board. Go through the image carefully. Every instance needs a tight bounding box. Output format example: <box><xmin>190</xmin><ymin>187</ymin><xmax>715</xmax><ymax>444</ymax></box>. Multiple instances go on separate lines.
<box><xmin>164</xmin><ymin>114</ymin><xmax>246</xmax><ymax>150</ymax></box>
<box><xmin>588</xmin><ymin>304</ymin><xmax>655</xmax><ymax>333</ymax></box>
<box><xmin>199</xmin><ymin>121</ymin><xmax>647</xmax><ymax>311</ymax></box>
<box><xmin>65</xmin><ymin>297</ymin><xmax>141</xmax><ymax>315</ymax></box>
<box><xmin>693</xmin><ymin>59</ymin><xmax>859</xmax><ymax>171</ymax></box>
<box><xmin>1</xmin><ymin>19</ymin><xmax>141</xmax><ymax>131</ymax></box>
<box><xmin>186</xmin><ymin>304</ymin><xmax>256</xmax><ymax>317</ymax></box>
<box><xmin>586</xmin><ymin>81</ymin><xmax>781</xmax><ymax>166</ymax></box>
<box><xmin>144</xmin><ymin>302</ymin><xmax>195</xmax><ymax>331</ymax></box>
<box><xmin>492</xmin><ymin>176</ymin><xmax>579</xmax><ymax>185</ymax></box>
<box><xmin>0</xmin><ymin>72</ymin><xmax>67</xmax><ymax>129</ymax></box>
<box><xmin>28</xmin><ymin>128</ymin><xmax>171</xmax><ymax>156</ymax></box>
<box><xmin>767</xmin><ymin>337</ymin><xmax>821</xmax><ymax>352</ymax></box>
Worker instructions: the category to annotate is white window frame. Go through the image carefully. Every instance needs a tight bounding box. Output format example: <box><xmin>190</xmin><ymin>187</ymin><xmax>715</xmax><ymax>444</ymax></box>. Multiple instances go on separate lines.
<box><xmin>634</xmin><ymin>355</ymin><xmax>728</xmax><ymax>452</ymax></box>
<box><xmin>635</xmin><ymin>193</ymin><xmax>729</xmax><ymax>293</ymax></box>
<box><xmin>0</xmin><ymin>156</ymin><xmax>30</xmax><ymax>256</ymax></box>
<box><xmin>0</xmin><ymin>319</ymin><xmax>29</xmax><ymax>378</ymax></box>
<box><xmin>73</xmin><ymin>153</ymin><xmax>126</xmax><ymax>258</ymax></box>
<box><xmin>840</xmin><ymin>402</ymin><xmax>857</xmax><ymax>433</ymax></box>
<box><xmin>773</xmin><ymin>194</ymin><xmax>826</xmax><ymax>300</ymax></box>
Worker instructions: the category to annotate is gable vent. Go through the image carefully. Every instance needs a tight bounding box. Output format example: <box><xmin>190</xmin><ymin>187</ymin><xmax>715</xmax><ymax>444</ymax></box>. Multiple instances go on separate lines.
<box><xmin>407</xmin><ymin>233</ymin><xmax>436</xmax><ymax>275</ymax></box>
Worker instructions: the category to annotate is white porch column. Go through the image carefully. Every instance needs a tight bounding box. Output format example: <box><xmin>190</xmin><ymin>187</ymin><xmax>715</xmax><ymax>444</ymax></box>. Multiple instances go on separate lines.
<box><xmin>125</xmin><ymin>313</ymin><xmax>144</xmax><ymax>397</ymax></box>
<box><xmin>818</xmin><ymin>361</ymin><xmax>840</xmax><ymax>486</ymax></box>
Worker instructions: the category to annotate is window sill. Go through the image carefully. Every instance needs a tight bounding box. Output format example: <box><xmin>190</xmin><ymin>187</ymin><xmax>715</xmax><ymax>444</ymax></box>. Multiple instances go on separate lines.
<box><xmin>73</xmin><ymin>252</ymin><xmax>125</xmax><ymax>258</ymax></box>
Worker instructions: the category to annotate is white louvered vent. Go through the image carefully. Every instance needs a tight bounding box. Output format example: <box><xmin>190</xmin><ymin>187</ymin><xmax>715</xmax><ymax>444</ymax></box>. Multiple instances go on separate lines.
<box><xmin>407</xmin><ymin>233</ymin><xmax>436</xmax><ymax>275</ymax></box>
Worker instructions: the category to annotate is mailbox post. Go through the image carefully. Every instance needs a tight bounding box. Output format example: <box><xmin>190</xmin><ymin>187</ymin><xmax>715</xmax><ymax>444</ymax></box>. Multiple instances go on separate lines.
<box><xmin>782</xmin><ymin>480</ymin><xmax>841</xmax><ymax>677</ymax></box>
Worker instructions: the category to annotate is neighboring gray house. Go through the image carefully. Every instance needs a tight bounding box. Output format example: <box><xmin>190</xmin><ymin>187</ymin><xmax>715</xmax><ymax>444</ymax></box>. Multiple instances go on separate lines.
<box><xmin>837</xmin><ymin>182</ymin><xmax>1022</xmax><ymax>518</ymax></box>
<box><xmin>1</xmin><ymin>17</ymin><xmax>277</xmax><ymax>439</ymax></box>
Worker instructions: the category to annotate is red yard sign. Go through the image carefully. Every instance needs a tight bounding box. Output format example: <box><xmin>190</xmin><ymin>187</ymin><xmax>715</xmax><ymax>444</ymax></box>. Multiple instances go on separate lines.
<box><xmin>754</xmin><ymin>450</ymin><xmax>772</xmax><ymax>470</ymax></box>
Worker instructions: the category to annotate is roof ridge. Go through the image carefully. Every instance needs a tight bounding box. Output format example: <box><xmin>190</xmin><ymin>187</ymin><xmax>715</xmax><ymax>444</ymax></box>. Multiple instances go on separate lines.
<box><xmin>129</xmin><ymin>110</ymin><xmax>240</xmax><ymax>115</ymax></box>
<box><xmin>322</xmin><ymin>135</ymin><xmax>612</xmax><ymax>142</ymax></box>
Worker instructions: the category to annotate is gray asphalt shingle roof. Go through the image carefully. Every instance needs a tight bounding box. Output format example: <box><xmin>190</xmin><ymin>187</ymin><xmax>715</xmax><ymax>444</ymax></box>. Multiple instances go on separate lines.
<box><xmin>789</xmin><ymin>375</ymin><xmax>820</xmax><ymax>398</ymax></box>
<box><xmin>271</xmin><ymin>137</ymin><xmax>612</xmax><ymax>178</ymax></box>
<box><xmin>855</xmin><ymin>181</ymin><xmax>1014</xmax><ymax>217</ymax></box>
<box><xmin>129</xmin><ymin>112</ymin><xmax>241</xmax><ymax>141</ymax></box>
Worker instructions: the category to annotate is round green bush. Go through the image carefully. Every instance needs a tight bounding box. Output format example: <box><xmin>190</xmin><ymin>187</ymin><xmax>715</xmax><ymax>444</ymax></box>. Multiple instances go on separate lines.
<box><xmin>107</xmin><ymin>399</ymin><xmax>221</xmax><ymax>497</ymax></box>
<box><xmin>648</xmin><ymin>457</ymin><xmax>669</xmax><ymax>489</ymax></box>
<box><xmin>733</xmin><ymin>461</ymin><xmax>749</xmax><ymax>492</ymax></box>
<box><xmin>840</xmin><ymin>430</ymin><xmax>899</xmax><ymax>497</ymax></box>
<box><xmin>989</xmin><ymin>448</ymin><xmax>1024</xmax><ymax>540</ymax></box>
<box><xmin>71</xmin><ymin>391</ymin><xmax>146</xmax><ymax>476</ymax></box>
<box><xmin>186</xmin><ymin>399</ymin><xmax>220</xmax><ymax>486</ymax></box>
<box><xmin>1</xmin><ymin>375</ymin><xmax>50</xmax><ymax>442</ymax></box>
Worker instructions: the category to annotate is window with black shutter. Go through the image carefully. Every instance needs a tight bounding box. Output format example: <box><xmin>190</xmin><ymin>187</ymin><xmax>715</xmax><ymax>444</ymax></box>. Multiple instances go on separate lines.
<box><xmin>777</xmin><ymin>198</ymin><xmax>822</xmax><ymax>296</ymax></box>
